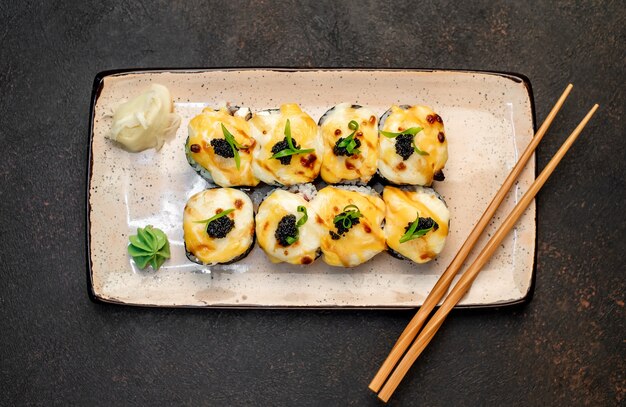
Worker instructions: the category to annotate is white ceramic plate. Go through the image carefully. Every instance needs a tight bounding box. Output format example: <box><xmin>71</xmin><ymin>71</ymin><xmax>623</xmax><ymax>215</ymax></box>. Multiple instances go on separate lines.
<box><xmin>87</xmin><ymin>68</ymin><xmax>535</xmax><ymax>308</ymax></box>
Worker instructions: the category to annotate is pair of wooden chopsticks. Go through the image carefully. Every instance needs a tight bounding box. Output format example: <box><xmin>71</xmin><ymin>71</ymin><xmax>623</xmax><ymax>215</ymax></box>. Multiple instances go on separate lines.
<box><xmin>369</xmin><ymin>84</ymin><xmax>599</xmax><ymax>403</ymax></box>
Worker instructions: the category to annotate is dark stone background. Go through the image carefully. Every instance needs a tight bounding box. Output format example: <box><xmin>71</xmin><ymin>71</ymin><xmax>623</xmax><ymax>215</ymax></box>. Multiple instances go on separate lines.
<box><xmin>0</xmin><ymin>1</ymin><xmax>624</xmax><ymax>405</ymax></box>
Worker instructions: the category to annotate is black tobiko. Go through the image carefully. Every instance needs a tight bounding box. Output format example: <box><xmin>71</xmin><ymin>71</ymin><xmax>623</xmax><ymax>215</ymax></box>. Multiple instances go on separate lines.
<box><xmin>207</xmin><ymin>216</ymin><xmax>235</xmax><ymax>238</ymax></box>
<box><xmin>395</xmin><ymin>134</ymin><xmax>414</xmax><ymax>160</ymax></box>
<box><xmin>275</xmin><ymin>214</ymin><xmax>298</xmax><ymax>246</ymax></box>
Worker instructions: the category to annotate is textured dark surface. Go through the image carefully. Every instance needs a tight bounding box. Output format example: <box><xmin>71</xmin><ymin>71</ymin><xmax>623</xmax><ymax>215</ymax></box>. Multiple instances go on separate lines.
<box><xmin>1</xmin><ymin>0</ymin><xmax>625</xmax><ymax>405</ymax></box>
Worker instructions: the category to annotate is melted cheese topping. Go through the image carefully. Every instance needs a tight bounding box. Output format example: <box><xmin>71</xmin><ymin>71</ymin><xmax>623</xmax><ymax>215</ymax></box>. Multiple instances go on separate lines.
<box><xmin>383</xmin><ymin>186</ymin><xmax>450</xmax><ymax>263</ymax></box>
<box><xmin>108</xmin><ymin>84</ymin><xmax>181</xmax><ymax>152</ymax></box>
<box><xmin>183</xmin><ymin>188</ymin><xmax>255</xmax><ymax>264</ymax></box>
<box><xmin>312</xmin><ymin>186</ymin><xmax>386</xmax><ymax>267</ymax></box>
<box><xmin>320</xmin><ymin>103</ymin><xmax>379</xmax><ymax>184</ymax></box>
<box><xmin>256</xmin><ymin>190</ymin><xmax>324</xmax><ymax>265</ymax></box>
<box><xmin>187</xmin><ymin>108</ymin><xmax>260</xmax><ymax>187</ymax></box>
<box><xmin>378</xmin><ymin>105</ymin><xmax>448</xmax><ymax>185</ymax></box>
<box><xmin>250</xmin><ymin>104</ymin><xmax>323</xmax><ymax>185</ymax></box>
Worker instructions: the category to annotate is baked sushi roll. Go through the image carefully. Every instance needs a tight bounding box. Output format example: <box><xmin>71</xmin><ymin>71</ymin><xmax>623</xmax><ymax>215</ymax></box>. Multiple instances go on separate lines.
<box><xmin>319</xmin><ymin>103</ymin><xmax>379</xmax><ymax>184</ymax></box>
<box><xmin>382</xmin><ymin>186</ymin><xmax>450</xmax><ymax>264</ymax></box>
<box><xmin>378</xmin><ymin>105</ymin><xmax>448</xmax><ymax>186</ymax></box>
<box><xmin>186</xmin><ymin>106</ymin><xmax>260</xmax><ymax>187</ymax></box>
<box><xmin>250</xmin><ymin>103</ymin><xmax>323</xmax><ymax>186</ymax></box>
<box><xmin>183</xmin><ymin>188</ymin><xmax>255</xmax><ymax>265</ymax></box>
<box><xmin>255</xmin><ymin>184</ymin><xmax>324</xmax><ymax>265</ymax></box>
<box><xmin>312</xmin><ymin>186</ymin><xmax>386</xmax><ymax>267</ymax></box>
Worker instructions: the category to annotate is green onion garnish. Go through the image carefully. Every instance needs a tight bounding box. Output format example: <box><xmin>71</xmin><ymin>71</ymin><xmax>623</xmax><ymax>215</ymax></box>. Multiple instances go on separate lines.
<box><xmin>193</xmin><ymin>208</ymin><xmax>235</xmax><ymax>225</ymax></box>
<box><xmin>337</xmin><ymin>120</ymin><xmax>361</xmax><ymax>155</ymax></box>
<box><xmin>412</xmin><ymin>139</ymin><xmax>429</xmax><ymax>156</ymax></box>
<box><xmin>380</xmin><ymin>126</ymin><xmax>429</xmax><ymax>156</ymax></box>
<box><xmin>399</xmin><ymin>212</ymin><xmax>436</xmax><ymax>243</ymax></box>
<box><xmin>296</xmin><ymin>205</ymin><xmax>308</xmax><ymax>226</ymax></box>
<box><xmin>271</xmin><ymin>119</ymin><xmax>315</xmax><ymax>159</ymax></box>
<box><xmin>333</xmin><ymin>204</ymin><xmax>363</xmax><ymax>229</ymax></box>
<box><xmin>221</xmin><ymin>123</ymin><xmax>247</xmax><ymax>169</ymax></box>
<box><xmin>379</xmin><ymin>126</ymin><xmax>423</xmax><ymax>138</ymax></box>
<box><xmin>285</xmin><ymin>205</ymin><xmax>309</xmax><ymax>245</ymax></box>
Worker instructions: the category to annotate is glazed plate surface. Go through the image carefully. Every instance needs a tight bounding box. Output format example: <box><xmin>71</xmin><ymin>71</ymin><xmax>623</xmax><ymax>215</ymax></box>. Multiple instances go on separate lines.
<box><xmin>88</xmin><ymin>69</ymin><xmax>535</xmax><ymax>308</ymax></box>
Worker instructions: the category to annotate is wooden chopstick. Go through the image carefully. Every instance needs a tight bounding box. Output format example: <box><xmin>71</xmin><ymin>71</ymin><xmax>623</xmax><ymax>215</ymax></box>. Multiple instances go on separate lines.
<box><xmin>369</xmin><ymin>83</ymin><xmax>574</xmax><ymax>393</ymax></box>
<box><xmin>377</xmin><ymin>103</ymin><xmax>599</xmax><ymax>402</ymax></box>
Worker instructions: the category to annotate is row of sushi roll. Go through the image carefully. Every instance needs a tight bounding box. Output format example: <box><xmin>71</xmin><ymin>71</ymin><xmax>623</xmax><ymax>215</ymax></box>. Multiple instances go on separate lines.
<box><xmin>183</xmin><ymin>184</ymin><xmax>450</xmax><ymax>268</ymax></box>
<box><xmin>185</xmin><ymin>103</ymin><xmax>448</xmax><ymax>187</ymax></box>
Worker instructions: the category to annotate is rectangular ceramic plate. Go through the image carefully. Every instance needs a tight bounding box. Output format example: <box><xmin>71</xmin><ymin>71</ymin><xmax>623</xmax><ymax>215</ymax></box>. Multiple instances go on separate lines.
<box><xmin>87</xmin><ymin>68</ymin><xmax>535</xmax><ymax>308</ymax></box>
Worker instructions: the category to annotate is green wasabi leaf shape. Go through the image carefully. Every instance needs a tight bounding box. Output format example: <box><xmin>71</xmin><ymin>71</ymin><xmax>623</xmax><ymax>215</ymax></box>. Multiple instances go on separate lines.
<box><xmin>128</xmin><ymin>234</ymin><xmax>152</xmax><ymax>252</ymax></box>
<box><xmin>127</xmin><ymin>225</ymin><xmax>171</xmax><ymax>271</ymax></box>
<box><xmin>133</xmin><ymin>255</ymin><xmax>153</xmax><ymax>269</ymax></box>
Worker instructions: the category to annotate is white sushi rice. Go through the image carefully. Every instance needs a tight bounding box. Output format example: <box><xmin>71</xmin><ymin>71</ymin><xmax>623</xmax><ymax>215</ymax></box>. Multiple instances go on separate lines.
<box><xmin>286</xmin><ymin>183</ymin><xmax>318</xmax><ymax>201</ymax></box>
<box><xmin>333</xmin><ymin>184</ymin><xmax>380</xmax><ymax>198</ymax></box>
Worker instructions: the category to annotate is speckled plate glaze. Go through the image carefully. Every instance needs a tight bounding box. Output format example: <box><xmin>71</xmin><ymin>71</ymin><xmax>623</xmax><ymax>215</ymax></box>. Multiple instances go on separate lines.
<box><xmin>87</xmin><ymin>68</ymin><xmax>536</xmax><ymax>308</ymax></box>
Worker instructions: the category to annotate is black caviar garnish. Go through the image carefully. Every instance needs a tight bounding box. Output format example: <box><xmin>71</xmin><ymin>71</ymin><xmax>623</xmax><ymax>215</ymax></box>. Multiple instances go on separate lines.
<box><xmin>207</xmin><ymin>216</ymin><xmax>235</xmax><ymax>238</ymax></box>
<box><xmin>404</xmin><ymin>217</ymin><xmax>439</xmax><ymax>234</ymax></box>
<box><xmin>433</xmin><ymin>170</ymin><xmax>445</xmax><ymax>181</ymax></box>
<box><xmin>329</xmin><ymin>205</ymin><xmax>363</xmax><ymax>239</ymax></box>
<box><xmin>275</xmin><ymin>214</ymin><xmax>298</xmax><ymax>246</ymax></box>
<box><xmin>395</xmin><ymin>134</ymin><xmax>414</xmax><ymax>160</ymax></box>
<box><xmin>335</xmin><ymin>215</ymin><xmax>359</xmax><ymax>236</ymax></box>
<box><xmin>210</xmin><ymin>138</ymin><xmax>234</xmax><ymax>158</ymax></box>
<box><xmin>333</xmin><ymin>137</ymin><xmax>362</xmax><ymax>156</ymax></box>
<box><xmin>271</xmin><ymin>137</ymin><xmax>302</xmax><ymax>165</ymax></box>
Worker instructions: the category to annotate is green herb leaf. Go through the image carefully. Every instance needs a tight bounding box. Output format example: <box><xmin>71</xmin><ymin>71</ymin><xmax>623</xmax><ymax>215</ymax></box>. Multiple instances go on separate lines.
<box><xmin>412</xmin><ymin>138</ymin><xmax>430</xmax><ymax>156</ymax></box>
<box><xmin>343</xmin><ymin>204</ymin><xmax>361</xmax><ymax>213</ymax></box>
<box><xmin>127</xmin><ymin>225</ymin><xmax>171</xmax><ymax>271</ymax></box>
<box><xmin>284</xmin><ymin>119</ymin><xmax>295</xmax><ymax>149</ymax></box>
<box><xmin>338</xmin><ymin>138</ymin><xmax>350</xmax><ymax>148</ymax></box>
<box><xmin>296</xmin><ymin>205</ymin><xmax>308</xmax><ymax>227</ymax></box>
<box><xmin>271</xmin><ymin>148</ymin><xmax>312</xmax><ymax>159</ymax></box>
<box><xmin>221</xmin><ymin>123</ymin><xmax>244</xmax><ymax>170</ymax></box>
<box><xmin>194</xmin><ymin>208</ymin><xmax>235</xmax><ymax>225</ymax></box>
<box><xmin>380</xmin><ymin>126</ymin><xmax>423</xmax><ymax>138</ymax></box>
<box><xmin>399</xmin><ymin>212</ymin><xmax>436</xmax><ymax>243</ymax></box>
<box><xmin>284</xmin><ymin>206</ymin><xmax>309</xmax><ymax>245</ymax></box>
<box><xmin>337</xmin><ymin>120</ymin><xmax>361</xmax><ymax>155</ymax></box>
<box><xmin>270</xmin><ymin>119</ymin><xmax>315</xmax><ymax>160</ymax></box>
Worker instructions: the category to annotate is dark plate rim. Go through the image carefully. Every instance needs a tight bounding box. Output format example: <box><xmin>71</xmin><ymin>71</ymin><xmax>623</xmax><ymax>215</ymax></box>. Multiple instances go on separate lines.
<box><xmin>86</xmin><ymin>67</ymin><xmax>536</xmax><ymax>310</ymax></box>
